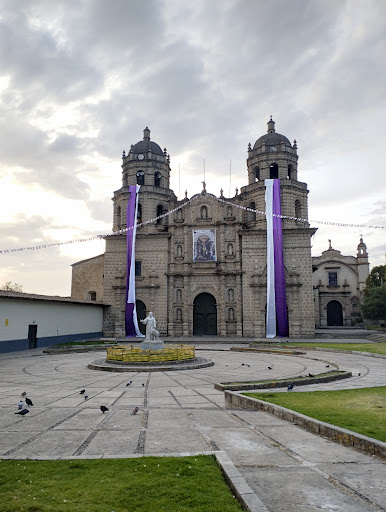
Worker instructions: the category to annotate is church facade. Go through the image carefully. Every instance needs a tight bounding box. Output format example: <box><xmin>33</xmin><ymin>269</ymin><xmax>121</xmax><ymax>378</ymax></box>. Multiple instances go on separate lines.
<box><xmin>71</xmin><ymin>119</ymin><xmax>345</xmax><ymax>338</ymax></box>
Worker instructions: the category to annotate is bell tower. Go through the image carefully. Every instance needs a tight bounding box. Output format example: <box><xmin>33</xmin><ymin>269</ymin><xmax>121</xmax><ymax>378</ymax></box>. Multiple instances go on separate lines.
<box><xmin>113</xmin><ymin>128</ymin><xmax>176</xmax><ymax>233</ymax></box>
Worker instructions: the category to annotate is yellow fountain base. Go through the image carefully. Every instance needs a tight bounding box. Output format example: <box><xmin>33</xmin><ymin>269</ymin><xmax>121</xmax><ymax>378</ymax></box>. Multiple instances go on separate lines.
<box><xmin>106</xmin><ymin>344</ymin><xmax>195</xmax><ymax>364</ymax></box>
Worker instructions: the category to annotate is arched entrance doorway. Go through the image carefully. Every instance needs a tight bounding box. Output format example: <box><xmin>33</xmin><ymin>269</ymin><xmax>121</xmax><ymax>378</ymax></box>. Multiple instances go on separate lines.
<box><xmin>136</xmin><ymin>300</ymin><xmax>146</xmax><ymax>335</ymax></box>
<box><xmin>327</xmin><ymin>300</ymin><xmax>343</xmax><ymax>326</ymax></box>
<box><xmin>193</xmin><ymin>293</ymin><xmax>217</xmax><ymax>335</ymax></box>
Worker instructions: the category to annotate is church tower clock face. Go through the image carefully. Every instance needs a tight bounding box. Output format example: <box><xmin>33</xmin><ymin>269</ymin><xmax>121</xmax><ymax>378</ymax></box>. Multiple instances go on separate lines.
<box><xmin>137</xmin><ymin>153</ymin><xmax>145</xmax><ymax>160</ymax></box>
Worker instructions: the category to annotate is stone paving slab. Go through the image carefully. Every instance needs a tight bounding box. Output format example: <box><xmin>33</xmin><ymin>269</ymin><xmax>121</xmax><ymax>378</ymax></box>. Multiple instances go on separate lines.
<box><xmin>0</xmin><ymin>343</ymin><xmax>385</xmax><ymax>512</ymax></box>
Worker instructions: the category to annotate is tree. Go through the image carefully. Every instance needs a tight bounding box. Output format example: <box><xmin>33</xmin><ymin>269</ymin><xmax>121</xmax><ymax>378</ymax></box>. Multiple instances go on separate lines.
<box><xmin>365</xmin><ymin>265</ymin><xmax>386</xmax><ymax>294</ymax></box>
<box><xmin>362</xmin><ymin>285</ymin><xmax>386</xmax><ymax>323</ymax></box>
<box><xmin>0</xmin><ymin>281</ymin><xmax>23</xmax><ymax>292</ymax></box>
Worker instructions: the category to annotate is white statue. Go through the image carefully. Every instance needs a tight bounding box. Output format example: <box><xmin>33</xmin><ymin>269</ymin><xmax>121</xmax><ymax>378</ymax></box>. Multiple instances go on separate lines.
<box><xmin>140</xmin><ymin>312</ymin><xmax>160</xmax><ymax>342</ymax></box>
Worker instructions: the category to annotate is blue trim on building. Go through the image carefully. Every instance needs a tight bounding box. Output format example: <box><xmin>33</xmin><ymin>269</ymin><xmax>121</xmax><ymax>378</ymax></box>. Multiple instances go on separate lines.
<box><xmin>0</xmin><ymin>332</ymin><xmax>103</xmax><ymax>354</ymax></box>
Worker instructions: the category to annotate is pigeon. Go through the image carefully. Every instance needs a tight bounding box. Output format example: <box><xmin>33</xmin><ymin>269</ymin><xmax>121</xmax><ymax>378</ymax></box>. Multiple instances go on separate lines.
<box><xmin>308</xmin><ymin>373</ymin><xmax>314</xmax><ymax>378</ymax></box>
<box><xmin>79</xmin><ymin>389</ymin><xmax>86</xmax><ymax>394</ymax></box>
<box><xmin>268</xmin><ymin>366</ymin><xmax>272</xmax><ymax>370</ymax></box>
<box><xmin>18</xmin><ymin>400</ymin><xmax>24</xmax><ymax>410</ymax></box>
<box><xmin>84</xmin><ymin>395</ymin><xmax>88</xmax><ymax>400</ymax></box>
<box><xmin>142</xmin><ymin>383</ymin><xmax>145</xmax><ymax>387</ymax></box>
<box><xmin>20</xmin><ymin>392</ymin><xmax>26</xmax><ymax>397</ymax></box>
<box><xmin>100</xmin><ymin>406</ymin><xmax>109</xmax><ymax>414</ymax></box>
<box><xmin>358</xmin><ymin>373</ymin><xmax>361</xmax><ymax>376</ymax></box>
<box><xmin>126</xmin><ymin>381</ymin><xmax>132</xmax><ymax>387</ymax></box>
<box><xmin>325</xmin><ymin>365</ymin><xmax>329</xmax><ymax>368</ymax></box>
<box><xmin>131</xmin><ymin>407</ymin><xmax>139</xmax><ymax>415</ymax></box>
<box><xmin>287</xmin><ymin>384</ymin><xmax>294</xmax><ymax>391</ymax></box>
<box><xmin>15</xmin><ymin>409</ymin><xmax>29</xmax><ymax>416</ymax></box>
<box><xmin>25</xmin><ymin>398</ymin><xmax>33</xmax><ymax>407</ymax></box>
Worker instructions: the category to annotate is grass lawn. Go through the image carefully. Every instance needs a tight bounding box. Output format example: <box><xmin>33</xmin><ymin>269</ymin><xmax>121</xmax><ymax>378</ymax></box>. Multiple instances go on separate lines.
<box><xmin>245</xmin><ymin>386</ymin><xmax>386</xmax><ymax>442</ymax></box>
<box><xmin>285</xmin><ymin>342</ymin><xmax>386</xmax><ymax>355</ymax></box>
<box><xmin>227</xmin><ymin>371</ymin><xmax>344</xmax><ymax>386</ymax></box>
<box><xmin>55</xmin><ymin>340</ymin><xmax>114</xmax><ymax>347</ymax></box>
<box><xmin>0</xmin><ymin>456</ymin><xmax>243</xmax><ymax>512</ymax></box>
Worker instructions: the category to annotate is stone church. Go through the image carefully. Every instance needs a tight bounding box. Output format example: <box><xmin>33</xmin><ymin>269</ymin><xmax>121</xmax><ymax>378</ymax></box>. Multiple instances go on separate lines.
<box><xmin>71</xmin><ymin>119</ymin><xmax>368</xmax><ymax>338</ymax></box>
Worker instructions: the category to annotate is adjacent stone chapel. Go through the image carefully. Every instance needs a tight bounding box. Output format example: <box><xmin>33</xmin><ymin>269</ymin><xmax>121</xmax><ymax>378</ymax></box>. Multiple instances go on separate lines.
<box><xmin>71</xmin><ymin>119</ymin><xmax>368</xmax><ymax>338</ymax></box>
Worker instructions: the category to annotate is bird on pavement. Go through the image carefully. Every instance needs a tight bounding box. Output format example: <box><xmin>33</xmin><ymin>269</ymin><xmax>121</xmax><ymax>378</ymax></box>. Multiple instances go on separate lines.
<box><xmin>100</xmin><ymin>406</ymin><xmax>109</xmax><ymax>414</ymax></box>
<box><xmin>18</xmin><ymin>400</ymin><xmax>24</xmax><ymax>410</ymax></box>
<box><xmin>15</xmin><ymin>409</ymin><xmax>29</xmax><ymax>416</ymax></box>
<box><xmin>131</xmin><ymin>407</ymin><xmax>139</xmax><ymax>415</ymax></box>
<box><xmin>79</xmin><ymin>389</ymin><xmax>86</xmax><ymax>394</ymax></box>
<box><xmin>308</xmin><ymin>373</ymin><xmax>314</xmax><ymax>378</ymax></box>
<box><xmin>326</xmin><ymin>365</ymin><xmax>329</xmax><ymax>368</ymax></box>
<box><xmin>287</xmin><ymin>384</ymin><xmax>294</xmax><ymax>391</ymax></box>
<box><xmin>142</xmin><ymin>383</ymin><xmax>145</xmax><ymax>387</ymax></box>
<box><xmin>84</xmin><ymin>395</ymin><xmax>88</xmax><ymax>400</ymax></box>
<box><xmin>25</xmin><ymin>398</ymin><xmax>33</xmax><ymax>406</ymax></box>
<box><xmin>126</xmin><ymin>381</ymin><xmax>132</xmax><ymax>386</ymax></box>
<box><xmin>358</xmin><ymin>373</ymin><xmax>361</xmax><ymax>376</ymax></box>
<box><xmin>268</xmin><ymin>366</ymin><xmax>272</xmax><ymax>370</ymax></box>
<box><xmin>20</xmin><ymin>392</ymin><xmax>26</xmax><ymax>397</ymax></box>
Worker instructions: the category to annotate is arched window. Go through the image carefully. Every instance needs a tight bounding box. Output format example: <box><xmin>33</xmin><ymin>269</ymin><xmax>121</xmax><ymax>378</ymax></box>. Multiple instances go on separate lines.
<box><xmin>201</xmin><ymin>205</ymin><xmax>208</xmax><ymax>219</ymax></box>
<box><xmin>136</xmin><ymin>171</ymin><xmax>144</xmax><ymax>185</ymax></box>
<box><xmin>137</xmin><ymin>203</ymin><xmax>142</xmax><ymax>220</ymax></box>
<box><xmin>295</xmin><ymin>199</ymin><xmax>301</xmax><ymax>219</ymax></box>
<box><xmin>255</xmin><ymin>166</ymin><xmax>260</xmax><ymax>181</ymax></box>
<box><xmin>154</xmin><ymin>172</ymin><xmax>161</xmax><ymax>187</ymax></box>
<box><xmin>287</xmin><ymin>164</ymin><xmax>293</xmax><ymax>180</ymax></box>
<box><xmin>156</xmin><ymin>204</ymin><xmax>163</xmax><ymax>224</ymax></box>
<box><xmin>116</xmin><ymin>206</ymin><xmax>121</xmax><ymax>228</ymax></box>
<box><xmin>248</xmin><ymin>202</ymin><xmax>256</xmax><ymax>222</ymax></box>
<box><xmin>270</xmin><ymin>163</ymin><xmax>278</xmax><ymax>179</ymax></box>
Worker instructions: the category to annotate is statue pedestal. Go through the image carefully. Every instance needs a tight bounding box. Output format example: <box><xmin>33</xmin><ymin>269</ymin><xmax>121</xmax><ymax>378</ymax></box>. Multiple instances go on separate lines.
<box><xmin>140</xmin><ymin>340</ymin><xmax>165</xmax><ymax>351</ymax></box>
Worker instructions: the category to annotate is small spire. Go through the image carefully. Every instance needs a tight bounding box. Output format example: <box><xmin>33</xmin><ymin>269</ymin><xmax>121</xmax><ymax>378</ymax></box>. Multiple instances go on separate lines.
<box><xmin>248</xmin><ymin>142</ymin><xmax>252</xmax><ymax>151</ymax></box>
<box><xmin>122</xmin><ymin>150</ymin><xmax>126</xmax><ymax>159</ymax></box>
<box><xmin>220</xmin><ymin>188</ymin><xmax>224</xmax><ymax>197</ymax></box>
<box><xmin>293</xmin><ymin>139</ymin><xmax>297</xmax><ymax>149</ymax></box>
<box><xmin>328</xmin><ymin>239</ymin><xmax>332</xmax><ymax>249</ymax></box>
<box><xmin>267</xmin><ymin>116</ymin><xmax>275</xmax><ymax>134</ymax></box>
<box><xmin>185</xmin><ymin>190</ymin><xmax>188</xmax><ymax>199</ymax></box>
<box><xmin>143</xmin><ymin>127</ymin><xmax>150</xmax><ymax>140</ymax></box>
<box><xmin>235</xmin><ymin>187</ymin><xmax>238</xmax><ymax>196</ymax></box>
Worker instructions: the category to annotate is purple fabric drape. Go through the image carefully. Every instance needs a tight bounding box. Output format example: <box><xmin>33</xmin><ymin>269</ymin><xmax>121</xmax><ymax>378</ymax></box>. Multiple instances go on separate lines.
<box><xmin>125</xmin><ymin>185</ymin><xmax>138</xmax><ymax>337</ymax></box>
<box><xmin>272</xmin><ymin>180</ymin><xmax>289</xmax><ymax>336</ymax></box>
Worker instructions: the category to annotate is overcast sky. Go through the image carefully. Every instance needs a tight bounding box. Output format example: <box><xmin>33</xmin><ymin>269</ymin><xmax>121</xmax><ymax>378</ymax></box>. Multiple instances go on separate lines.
<box><xmin>0</xmin><ymin>0</ymin><xmax>385</xmax><ymax>296</ymax></box>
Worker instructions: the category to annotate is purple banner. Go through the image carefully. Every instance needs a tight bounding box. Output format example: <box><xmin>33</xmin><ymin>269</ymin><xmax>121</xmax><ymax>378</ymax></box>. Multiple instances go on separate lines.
<box><xmin>272</xmin><ymin>180</ymin><xmax>289</xmax><ymax>336</ymax></box>
<box><xmin>125</xmin><ymin>185</ymin><xmax>139</xmax><ymax>337</ymax></box>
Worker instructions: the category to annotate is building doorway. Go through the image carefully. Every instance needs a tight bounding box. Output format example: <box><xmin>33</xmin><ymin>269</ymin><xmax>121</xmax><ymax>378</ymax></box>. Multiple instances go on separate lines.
<box><xmin>136</xmin><ymin>300</ymin><xmax>146</xmax><ymax>335</ymax></box>
<box><xmin>193</xmin><ymin>293</ymin><xmax>217</xmax><ymax>335</ymax></box>
<box><xmin>28</xmin><ymin>324</ymin><xmax>38</xmax><ymax>349</ymax></box>
<box><xmin>327</xmin><ymin>301</ymin><xmax>343</xmax><ymax>326</ymax></box>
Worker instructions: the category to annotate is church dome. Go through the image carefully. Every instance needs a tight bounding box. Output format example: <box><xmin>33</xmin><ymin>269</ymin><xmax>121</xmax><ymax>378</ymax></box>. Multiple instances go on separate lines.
<box><xmin>253</xmin><ymin>117</ymin><xmax>291</xmax><ymax>150</ymax></box>
<box><xmin>131</xmin><ymin>127</ymin><xmax>164</xmax><ymax>155</ymax></box>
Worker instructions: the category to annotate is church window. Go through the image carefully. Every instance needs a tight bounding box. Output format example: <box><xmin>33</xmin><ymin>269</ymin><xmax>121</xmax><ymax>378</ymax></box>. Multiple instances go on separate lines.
<box><xmin>248</xmin><ymin>202</ymin><xmax>256</xmax><ymax>221</ymax></box>
<box><xmin>287</xmin><ymin>164</ymin><xmax>293</xmax><ymax>180</ymax></box>
<box><xmin>255</xmin><ymin>166</ymin><xmax>260</xmax><ymax>181</ymax></box>
<box><xmin>88</xmin><ymin>291</ymin><xmax>96</xmax><ymax>301</ymax></box>
<box><xmin>136</xmin><ymin>171</ymin><xmax>144</xmax><ymax>185</ymax></box>
<box><xmin>295</xmin><ymin>199</ymin><xmax>301</xmax><ymax>219</ymax></box>
<box><xmin>328</xmin><ymin>272</ymin><xmax>338</xmax><ymax>287</ymax></box>
<box><xmin>157</xmin><ymin>204</ymin><xmax>164</xmax><ymax>224</ymax></box>
<box><xmin>201</xmin><ymin>205</ymin><xmax>208</xmax><ymax>219</ymax></box>
<box><xmin>137</xmin><ymin>203</ymin><xmax>142</xmax><ymax>220</ymax></box>
<box><xmin>269</xmin><ymin>163</ymin><xmax>278</xmax><ymax>179</ymax></box>
<box><xmin>154</xmin><ymin>172</ymin><xmax>161</xmax><ymax>187</ymax></box>
<box><xmin>135</xmin><ymin>261</ymin><xmax>142</xmax><ymax>277</ymax></box>
<box><xmin>116</xmin><ymin>206</ymin><xmax>122</xmax><ymax>228</ymax></box>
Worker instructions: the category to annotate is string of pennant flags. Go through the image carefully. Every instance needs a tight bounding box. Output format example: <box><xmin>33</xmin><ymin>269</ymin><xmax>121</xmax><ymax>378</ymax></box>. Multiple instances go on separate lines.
<box><xmin>0</xmin><ymin>192</ymin><xmax>385</xmax><ymax>255</ymax></box>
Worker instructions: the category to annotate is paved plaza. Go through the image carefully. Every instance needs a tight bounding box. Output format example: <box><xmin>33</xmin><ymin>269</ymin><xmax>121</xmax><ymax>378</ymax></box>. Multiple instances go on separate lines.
<box><xmin>1</xmin><ymin>342</ymin><xmax>385</xmax><ymax>511</ymax></box>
